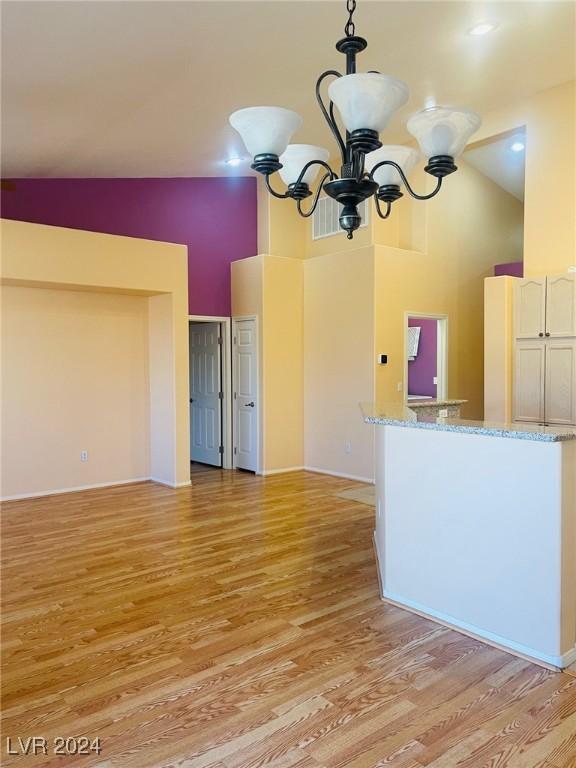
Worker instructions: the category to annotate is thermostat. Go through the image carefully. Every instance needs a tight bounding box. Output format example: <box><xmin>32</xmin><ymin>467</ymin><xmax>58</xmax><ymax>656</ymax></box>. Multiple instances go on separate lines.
<box><xmin>378</xmin><ymin>354</ymin><xmax>388</xmax><ymax>365</ymax></box>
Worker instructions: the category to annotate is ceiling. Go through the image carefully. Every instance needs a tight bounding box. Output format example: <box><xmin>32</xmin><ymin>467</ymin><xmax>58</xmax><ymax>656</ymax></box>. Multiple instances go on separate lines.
<box><xmin>1</xmin><ymin>1</ymin><xmax>574</xmax><ymax>178</ymax></box>
<box><xmin>464</xmin><ymin>131</ymin><xmax>526</xmax><ymax>201</ymax></box>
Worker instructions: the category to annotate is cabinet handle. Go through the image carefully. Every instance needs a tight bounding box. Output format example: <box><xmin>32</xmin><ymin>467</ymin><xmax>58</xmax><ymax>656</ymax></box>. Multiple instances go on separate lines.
<box><xmin>539</xmin><ymin>332</ymin><xmax>544</xmax><ymax>337</ymax></box>
<box><xmin>545</xmin><ymin>332</ymin><xmax>550</xmax><ymax>337</ymax></box>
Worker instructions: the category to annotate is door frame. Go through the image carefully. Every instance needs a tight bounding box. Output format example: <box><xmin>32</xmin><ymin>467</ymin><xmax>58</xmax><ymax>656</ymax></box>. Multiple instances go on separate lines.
<box><xmin>403</xmin><ymin>312</ymin><xmax>449</xmax><ymax>401</ymax></box>
<box><xmin>232</xmin><ymin>315</ymin><xmax>261</xmax><ymax>474</ymax></box>
<box><xmin>188</xmin><ymin>315</ymin><xmax>233</xmax><ymax>470</ymax></box>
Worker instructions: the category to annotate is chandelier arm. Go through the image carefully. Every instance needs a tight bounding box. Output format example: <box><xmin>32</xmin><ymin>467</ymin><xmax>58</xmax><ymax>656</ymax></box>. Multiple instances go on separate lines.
<box><xmin>294</xmin><ymin>159</ymin><xmax>336</xmax><ymax>187</ymax></box>
<box><xmin>375</xmin><ymin>197</ymin><xmax>392</xmax><ymax>220</ymax></box>
<box><xmin>316</xmin><ymin>70</ymin><xmax>347</xmax><ymax>164</ymax></box>
<box><xmin>264</xmin><ymin>175</ymin><xmax>291</xmax><ymax>199</ymax></box>
<box><xmin>296</xmin><ymin>173</ymin><xmax>331</xmax><ymax>218</ymax></box>
<box><xmin>369</xmin><ymin>161</ymin><xmax>444</xmax><ymax>200</ymax></box>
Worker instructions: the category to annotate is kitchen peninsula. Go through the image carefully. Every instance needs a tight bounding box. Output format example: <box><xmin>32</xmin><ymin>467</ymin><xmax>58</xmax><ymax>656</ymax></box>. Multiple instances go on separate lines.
<box><xmin>363</xmin><ymin>403</ymin><xmax>576</xmax><ymax>669</ymax></box>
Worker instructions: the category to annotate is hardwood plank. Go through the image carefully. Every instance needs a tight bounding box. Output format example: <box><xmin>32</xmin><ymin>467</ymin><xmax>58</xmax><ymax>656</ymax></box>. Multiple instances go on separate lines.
<box><xmin>2</xmin><ymin>469</ymin><xmax>575</xmax><ymax>768</ymax></box>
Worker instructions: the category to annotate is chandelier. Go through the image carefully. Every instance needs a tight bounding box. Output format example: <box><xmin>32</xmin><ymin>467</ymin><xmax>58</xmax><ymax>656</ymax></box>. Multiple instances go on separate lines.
<box><xmin>229</xmin><ymin>0</ymin><xmax>481</xmax><ymax>239</ymax></box>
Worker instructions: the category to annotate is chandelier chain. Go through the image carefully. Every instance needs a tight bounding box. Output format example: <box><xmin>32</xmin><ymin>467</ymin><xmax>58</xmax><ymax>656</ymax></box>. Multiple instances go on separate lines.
<box><xmin>345</xmin><ymin>0</ymin><xmax>356</xmax><ymax>37</ymax></box>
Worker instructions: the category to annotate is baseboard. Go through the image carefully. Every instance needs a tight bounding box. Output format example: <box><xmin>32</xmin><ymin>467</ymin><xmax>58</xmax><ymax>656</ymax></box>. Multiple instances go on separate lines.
<box><xmin>150</xmin><ymin>477</ymin><xmax>192</xmax><ymax>488</ymax></box>
<box><xmin>259</xmin><ymin>466</ymin><xmax>304</xmax><ymax>476</ymax></box>
<box><xmin>381</xmin><ymin>588</ymin><xmax>575</xmax><ymax>671</ymax></box>
<box><xmin>1</xmin><ymin>477</ymin><xmax>151</xmax><ymax>502</ymax></box>
<box><xmin>304</xmin><ymin>466</ymin><xmax>375</xmax><ymax>484</ymax></box>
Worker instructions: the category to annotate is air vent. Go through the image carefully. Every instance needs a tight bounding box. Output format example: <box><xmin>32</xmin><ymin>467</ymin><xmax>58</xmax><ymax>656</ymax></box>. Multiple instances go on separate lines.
<box><xmin>312</xmin><ymin>196</ymin><xmax>369</xmax><ymax>240</ymax></box>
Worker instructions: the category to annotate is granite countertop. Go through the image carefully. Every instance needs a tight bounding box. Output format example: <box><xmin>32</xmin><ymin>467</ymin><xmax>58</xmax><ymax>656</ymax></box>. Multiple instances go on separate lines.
<box><xmin>361</xmin><ymin>402</ymin><xmax>576</xmax><ymax>442</ymax></box>
<box><xmin>406</xmin><ymin>398</ymin><xmax>467</xmax><ymax>408</ymax></box>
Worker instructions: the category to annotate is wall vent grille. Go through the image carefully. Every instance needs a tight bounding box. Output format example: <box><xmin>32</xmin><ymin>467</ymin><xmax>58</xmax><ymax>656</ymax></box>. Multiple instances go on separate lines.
<box><xmin>312</xmin><ymin>196</ymin><xmax>369</xmax><ymax>240</ymax></box>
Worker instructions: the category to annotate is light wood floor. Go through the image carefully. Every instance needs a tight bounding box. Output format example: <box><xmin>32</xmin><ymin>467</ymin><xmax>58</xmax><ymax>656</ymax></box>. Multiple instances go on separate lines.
<box><xmin>2</xmin><ymin>468</ymin><xmax>576</xmax><ymax>768</ymax></box>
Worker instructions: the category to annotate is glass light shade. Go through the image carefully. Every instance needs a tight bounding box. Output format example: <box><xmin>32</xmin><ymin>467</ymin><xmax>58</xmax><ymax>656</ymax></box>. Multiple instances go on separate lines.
<box><xmin>407</xmin><ymin>107</ymin><xmax>481</xmax><ymax>159</ymax></box>
<box><xmin>278</xmin><ymin>144</ymin><xmax>330</xmax><ymax>185</ymax></box>
<box><xmin>328</xmin><ymin>73</ymin><xmax>409</xmax><ymax>133</ymax></box>
<box><xmin>365</xmin><ymin>145</ymin><xmax>420</xmax><ymax>187</ymax></box>
<box><xmin>229</xmin><ymin>106</ymin><xmax>302</xmax><ymax>157</ymax></box>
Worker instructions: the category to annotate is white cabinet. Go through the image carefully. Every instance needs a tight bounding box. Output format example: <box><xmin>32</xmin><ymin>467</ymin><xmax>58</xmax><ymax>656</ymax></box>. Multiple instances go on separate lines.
<box><xmin>513</xmin><ymin>274</ymin><xmax>576</xmax><ymax>425</ymax></box>
<box><xmin>514</xmin><ymin>274</ymin><xmax>576</xmax><ymax>339</ymax></box>
<box><xmin>514</xmin><ymin>341</ymin><xmax>546</xmax><ymax>423</ymax></box>
<box><xmin>546</xmin><ymin>274</ymin><xmax>576</xmax><ymax>337</ymax></box>
<box><xmin>545</xmin><ymin>340</ymin><xmax>576</xmax><ymax>424</ymax></box>
<box><xmin>514</xmin><ymin>278</ymin><xmax>546</xmax><ymax>339</ymax></box>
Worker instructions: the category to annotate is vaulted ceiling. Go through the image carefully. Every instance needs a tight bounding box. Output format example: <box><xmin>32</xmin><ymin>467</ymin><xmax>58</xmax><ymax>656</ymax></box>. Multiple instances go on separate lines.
<box><xmin>1</xmin><ymin>0</ymin><xmax>574</xmax><ymax>178</ymax></box>
<box><xmin>464</xmin><ymin>131</ymin><xmax>526</xmax><ymax>201</ymax></box>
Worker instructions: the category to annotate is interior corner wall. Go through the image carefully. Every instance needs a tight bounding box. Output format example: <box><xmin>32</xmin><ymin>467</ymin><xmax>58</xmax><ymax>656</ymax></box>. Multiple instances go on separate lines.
<box><xmin>472</xmin><ymin>80</ymin><xmax>575</xmax><ymax>277</ymax></box>
<box><xmin>0</xmin><ymin>219</ymin><xmax>190</xmax><ymax>498</ymax></box>
<box><xmin>303</xmin><ymin>246</ymin><xmax>375</xmax><ymax>482</ymax></box>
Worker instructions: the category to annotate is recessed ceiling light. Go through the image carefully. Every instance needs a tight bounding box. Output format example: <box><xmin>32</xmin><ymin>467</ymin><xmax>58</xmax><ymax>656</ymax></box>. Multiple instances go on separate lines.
<box><xmin>510</xmin><ymin>142</ymin><xmax>525</xmax><ymax>153</ymax></box>
<box><xmin>468</xmin><ymin>22</ymin><xmax>497</xmax><ymax>36</ymax></box>
<box><xmin>225</xmin><ymin>157</ymin><xmax>244</xmax><ymax>167</ymax></box>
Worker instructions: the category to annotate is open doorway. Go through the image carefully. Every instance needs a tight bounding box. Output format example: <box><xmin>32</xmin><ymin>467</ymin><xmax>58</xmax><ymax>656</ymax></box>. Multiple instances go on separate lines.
<box><xmin>188</xmin><ymin>316</ymin><xmax>232</xmax><ymax>470</ymax></box>
<box><xmin>404</xmin><ymin>314</ymin><xmax>448</xmax><ymax>402</ymax></box>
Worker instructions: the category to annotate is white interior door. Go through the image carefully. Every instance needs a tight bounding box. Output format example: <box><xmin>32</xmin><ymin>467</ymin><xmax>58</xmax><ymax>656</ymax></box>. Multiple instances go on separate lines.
<box><xmin>514</xmin><ymin>278</ymin><xmax>546</xmax><ymax>339</ymax></box>
<box><xmin>545</xmin><ymin>339</ymin><xmax>576</xmax><ymax>425</ymax></box>
<box><xmin>513</xmin><ymin>340</ymin><xmax>546</xmax><ymax>423</ymax></box>
<box><xmin>545</xmin><ymin>274</ymin><xmax>576</xmax><ymax>337</ymax></box>
<box><xmin>189</xmin><ymin>322</ymin><xmax>222</xmax><ymax>466</ymax></box>
<box><xmin>233</xmin><ymin>319</ymin><xmax>258</xmax><ymax>472</ymax></box>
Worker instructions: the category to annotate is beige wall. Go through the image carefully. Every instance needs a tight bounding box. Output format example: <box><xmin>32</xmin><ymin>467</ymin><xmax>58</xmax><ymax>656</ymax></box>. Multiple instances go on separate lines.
<box><xmin>1</xmin><ymin>219</ymin><xmax>190</xmax><ymax>497</ymax></box>
<box><xmin>484</xmin><ymin>276</ymin><xmax>516</xmax><ymax>423</ymax></box>
<box><xmin>304</xmin><ymin>246</ymin><xmax>375</xmax><ymax>480</ymax></box>
<box><xmin>2</xmin><ymin>287</ymin><xmax>150</xmax><ymax>497</ymax></box>
<box><xmin>262</xmin><ymin>256</ymin><xmax>303</xmax><ymax>471</ymax></box>
<box><xmin>257</xmin><ymin>177</ymin><xmax>307</xmax><ymax>261</ymax></box>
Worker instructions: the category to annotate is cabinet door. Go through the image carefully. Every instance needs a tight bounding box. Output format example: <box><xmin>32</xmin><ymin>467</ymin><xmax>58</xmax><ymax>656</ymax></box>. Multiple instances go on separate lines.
<box><xmin>545</xmin><ymin>340</ymin><xmax>576</xmax><ymax>425</ymax></box>
<box><xmin>514</xmin><ymin>278</ymin><xmax>546</xmax><ymax>339</ymax></box>
<box><xmin>513</xmin><ymin>341</ymin><xmax>546</xmax><ymax>423</ymax></box>
<box><xmin>545</xmin><ymin>274</ymin><xmax>576</xmax><ymax>337</ymax></box>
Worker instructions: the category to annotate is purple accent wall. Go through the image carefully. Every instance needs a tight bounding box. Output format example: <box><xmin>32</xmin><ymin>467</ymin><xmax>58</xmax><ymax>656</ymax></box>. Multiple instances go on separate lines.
<box><xmin>408</xmin><ymin>317</ymin><xmax>437</xmax><ymax>398</ymax></box>
<box><xmin>494</xmin><ymin>261</ymin><xmax>523</xmax><ymax>278</ymax></box>
<box><xmin>0</xmin><ymin>177</ymin><xmax>257</xmax><ymax>316</ymax></box>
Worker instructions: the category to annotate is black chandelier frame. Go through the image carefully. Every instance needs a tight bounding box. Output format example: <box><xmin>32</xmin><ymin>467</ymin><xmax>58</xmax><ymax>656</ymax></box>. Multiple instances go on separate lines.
<box><xmin>251</xmin><ymin>0</ymin><xmax>459</xmax><ymax>239</ymax></box>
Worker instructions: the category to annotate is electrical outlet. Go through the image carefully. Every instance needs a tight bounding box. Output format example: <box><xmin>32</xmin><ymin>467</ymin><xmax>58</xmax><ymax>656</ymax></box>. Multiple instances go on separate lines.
<box><xmin>344</xmin><ymin>441</ymin><xmax>352</xmax><ymax>454</ymax></box>
<box><xmin>439</xmin><ymin>409</ymin><xmax>448</xmax><ymax>418</ymax></box>
<box><xmin>433</xmin><ymin>376</ymin><xmax>438</xmax><ymax>385</ymax></box>
<box><xmin>80</xmin><ymin>450</ymin><xmax>88</xmax><ymax>462</ymax></box>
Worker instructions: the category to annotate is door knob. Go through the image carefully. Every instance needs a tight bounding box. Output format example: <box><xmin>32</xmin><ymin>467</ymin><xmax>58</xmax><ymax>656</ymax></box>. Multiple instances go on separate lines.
<box><xmin>246</xmin><ymin>401</ymin><xmax>255</xmax><ymax>407</ymax></box>
<box><xmin>190</xmin><ymin>398</ymin><xmax>194</xmax><ymax>403</ymax></box>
